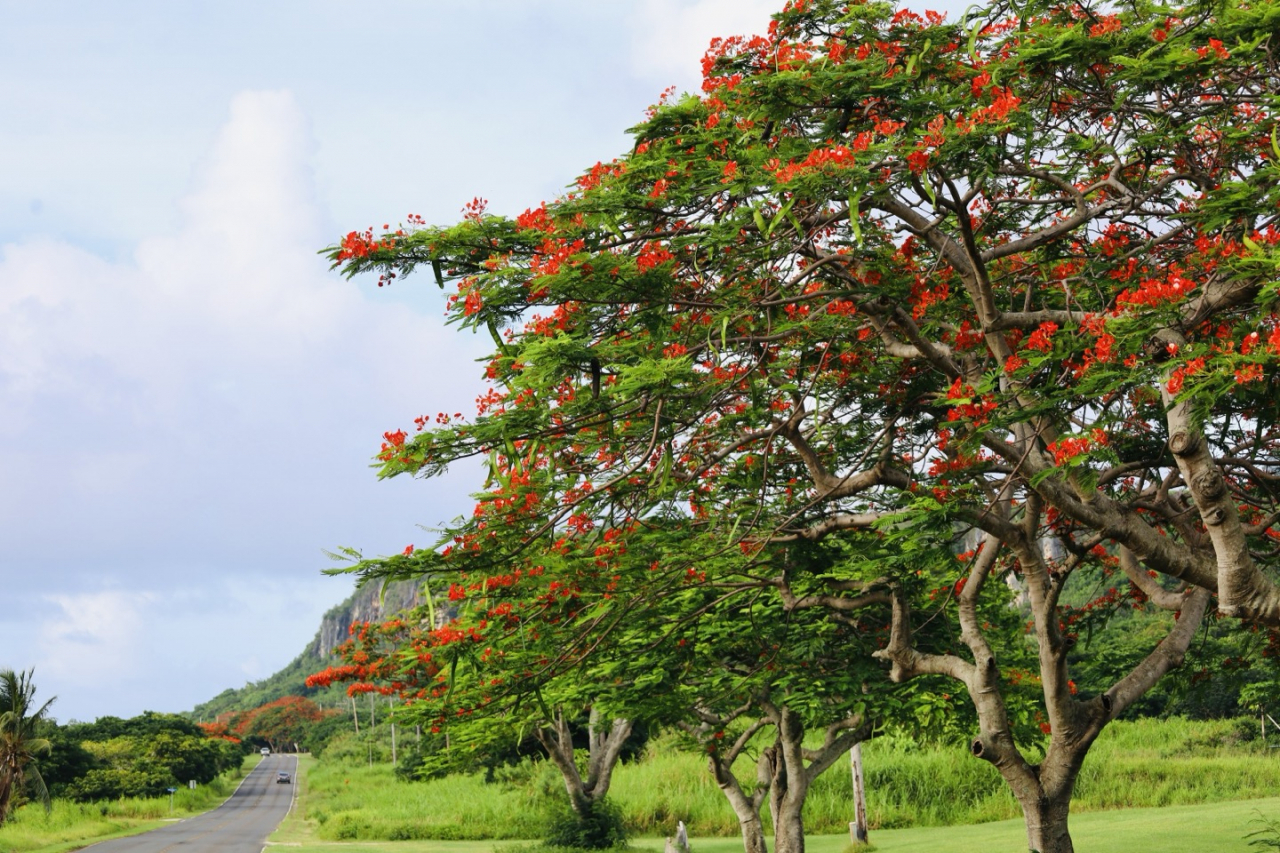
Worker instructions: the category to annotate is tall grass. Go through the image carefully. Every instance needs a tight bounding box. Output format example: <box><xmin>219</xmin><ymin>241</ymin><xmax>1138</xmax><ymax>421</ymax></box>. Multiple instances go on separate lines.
<box><xmin>305</xmin><ymin>758</ymin><xmax>550</xmax><ymax>840</ymax></box>
<box><xmin>0</xmin><ymin>754</ymin><xmax>257</xmax><ymax>853</ymax></box>
<box><xmin>301</xmin><ymin>716</ymin><xmax>1280</xmax><ymax>841</ymax></box>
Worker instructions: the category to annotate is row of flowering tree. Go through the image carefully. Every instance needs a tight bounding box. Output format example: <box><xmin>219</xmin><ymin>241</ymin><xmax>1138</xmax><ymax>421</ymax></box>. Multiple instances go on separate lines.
<box><xmin>313</xmin><ymin>529</ymin><xmax>1012</xmax><ymax>850</ymax></box>
<box><xmin>322</xmin><ymin>0</ymin><xmax>1280</xmax><ymax>851</ymax></box>
<box><xmin>200</xmin><ymin>696</ymin><xmax>336</xmax><ymax>754</ymax></box>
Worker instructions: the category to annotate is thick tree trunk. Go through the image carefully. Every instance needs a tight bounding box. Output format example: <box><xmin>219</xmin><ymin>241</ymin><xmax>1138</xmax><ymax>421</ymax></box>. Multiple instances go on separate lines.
<box><xmin>698</xmin><ymin>703</ymin><xmax>867</xmax><ymax>853</ymax></box>
<box><xmin>765</xmin><ymin>711</ymin><xmax>811</xmax><ymax>853</ymax></box>
<box><xmin>769</xmin><ymin>791</ymin><xmax>807</xmax><ymax>853</ymax></box>
<box><xmin>875</xmin><ymin>539</ymin><xmax>1210</xmax><ymax>853</ymax></box>
<box><xmin>763</xmin><ymin>705</ymin><xmax>867</xmax><ymax>853</ymax></box>
<box><xmin>534</xmin><ymin>708</ymin><xmax>632</xmax><ymax>816</ymax></box>
<box><xmin>700</xmin><ymin>713</ymin><xmax>774</xmax><ymax>853</ymax></box>
<box><xmin>1018</xmin><ymin>790</ymin><xmax>1075</xmax><ymax>853</ymax></box>
<box><xmin>709</xmin><ymin>749</ymin><xmax>769</xmax><ymax>853</ymax></box>
<box><xmin>728</xmin><ymin>800</ymin><xmax>769</xmax><ymax>853</ymax></box>
<box><xmin>765</xmin><ymin>742</ymin><xmax>808</xmax><ymax>853</ymax></box>
<box><xmin>583</xmin><ymin>708</ymin><xmax>633</xmax><ymax>802</ymax></box>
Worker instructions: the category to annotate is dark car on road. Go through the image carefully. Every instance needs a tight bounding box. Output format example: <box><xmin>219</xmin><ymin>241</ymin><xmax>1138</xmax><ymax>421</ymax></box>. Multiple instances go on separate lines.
<box><xmin>276</xmin><ymin>772</ymin><xmax>291</xmax><ymax>784</ymax></box>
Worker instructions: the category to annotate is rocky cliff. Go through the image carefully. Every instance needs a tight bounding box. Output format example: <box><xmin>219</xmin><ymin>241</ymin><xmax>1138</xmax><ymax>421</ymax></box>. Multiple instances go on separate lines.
<box><xmin>308</xmin><ymin>579</ymin><xmax>424</xmax><ymax>658</ymax></box>
<box><xmin>189</xmin><ymin>578</ymin><xmax>424</xmax><ymax>720</ymax></box>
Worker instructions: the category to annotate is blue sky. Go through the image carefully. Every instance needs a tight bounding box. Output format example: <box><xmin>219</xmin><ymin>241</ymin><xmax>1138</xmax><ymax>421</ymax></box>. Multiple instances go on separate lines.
<box><xmin>0</xmin><ymin>0</ymin><xmax>794</xmax><ymax>722</ymax></box>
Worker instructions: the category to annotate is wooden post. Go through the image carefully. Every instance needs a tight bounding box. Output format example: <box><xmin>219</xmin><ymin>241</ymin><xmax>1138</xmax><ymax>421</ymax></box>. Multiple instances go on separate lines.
<box><xmin>850</xmin><ymin>742</ymin><xmax>869</xmax><ymax>845</ymax></box>
<box><xmin>351</xmin><ymin>696</ymin><xmax>359</xmax><ymax>734</ymax></box>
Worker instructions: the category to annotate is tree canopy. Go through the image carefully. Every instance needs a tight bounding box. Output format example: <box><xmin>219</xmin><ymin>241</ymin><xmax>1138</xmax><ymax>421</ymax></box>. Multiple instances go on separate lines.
<box><xmin>327</xmin><ymin>1</ymin><xmax>1280</xmax><ymax>850</ymax></box>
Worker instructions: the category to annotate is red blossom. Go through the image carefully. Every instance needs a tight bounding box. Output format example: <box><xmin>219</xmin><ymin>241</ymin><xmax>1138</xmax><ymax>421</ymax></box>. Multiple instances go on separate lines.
<box><xmin>1025</xmin><ymin>322</ymin><xmax>1058</xmax><ymax>352</ymax></box>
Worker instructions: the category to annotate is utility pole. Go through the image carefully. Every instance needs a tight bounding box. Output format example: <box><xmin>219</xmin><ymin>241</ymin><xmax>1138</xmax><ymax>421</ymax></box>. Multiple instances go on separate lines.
<box><xmin>850</xmin><ymin>743</ymin><xmax>869</xmax><ymax>845</ymax></box>
<box><xmin>389</xmin><ymin>697</ymin><xmax>397</xmax><ymax>765</ymax></box>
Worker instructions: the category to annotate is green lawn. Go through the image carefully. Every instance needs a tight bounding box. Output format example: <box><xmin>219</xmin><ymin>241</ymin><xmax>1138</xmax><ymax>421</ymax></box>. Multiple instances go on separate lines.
<box><xmin>833</xmin><ymin>797</ymin><xmax>1280</xmax><ymax>853</ymax></box>
<box><xmin>272</xmin><ymin>755</ymin><xmax>1280</xmax><ymax>853</ymax></box>
<box><xmin>265</xmin><ymin>797</ymin><xmax>1280</xmax><ymax>853</ymax></box>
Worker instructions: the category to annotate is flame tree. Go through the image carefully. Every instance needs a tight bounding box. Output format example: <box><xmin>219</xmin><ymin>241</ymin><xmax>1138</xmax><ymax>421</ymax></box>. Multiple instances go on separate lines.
<box><xmin>316</xmin><ymin>529</ymin><xmax>990</xmax><ymax>851</ymax></box>
<box><xmin>329</xmin><ymin>0</ymin><xmax>1280</xmax><ymax>850</ymax></box>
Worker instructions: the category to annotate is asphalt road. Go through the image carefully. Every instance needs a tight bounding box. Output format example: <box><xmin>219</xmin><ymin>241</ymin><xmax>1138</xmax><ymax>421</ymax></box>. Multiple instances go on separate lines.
<box><xmin>83</xmin><ymin>754</ymin><xmax>298</xmax><ymax>853</ymax></box>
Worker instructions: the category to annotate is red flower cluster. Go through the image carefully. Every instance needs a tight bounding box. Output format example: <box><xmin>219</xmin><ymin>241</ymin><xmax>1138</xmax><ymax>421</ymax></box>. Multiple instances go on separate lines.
<box><xmin>335</xmin><ymin>227</ymin><xmax>397</xmax><ymax>262</ymax></box>
<box><xmin>1165</xmin><ymin>356</ymin><xmax>1205</xmax><ymax>394</ymax></box>
<box><xmin>516</xmin><ymin>203</ymin><xmax>554</xmax><ymax>233</ymax></box>
<box><xmin>306</xmin><ymin>664</ymin><xmax>365</xmax><ymax>689</ymax></box>
<box><xmin>772</xmin><ymin>141</ymin><xmax>864</xmax><ymax>183</ymax></box>
<box><xmin>577</xmin><ymin>160</ymin><xmax>627</xmax><ymax>191</ymax></box>
<box><xmin>944</xmin><ymin>378</ymin><xmax>997</xmax><ymax>424</ymax></box>
<box><xmin>1197</xmin><ymin>38</ymin><xmax>1230</xmax><ymax>60</ymax></box>
<box><xmin>1088</xmin><ymin>15</ymin><xmax>1123</xmax><ymax>36</ymax></box>
<box><xmin>1117</xmin><ymin>272</ymin><xmax>1194</xmax><ymax>307</ymax></box>
<box><xmin>1025</xmin><ymin>322</ymin><xmax>1058</xmax><ymax>352</ymax></box>
<box><xmin>1046</xmin><ymin>429</ymin><xmax>1109</xmax><ymax>466</ymax></box>
<box><xmin>636</xmin><ymin>242</ymin><xmax>675</xmax><ymax>272</ymax></box>
<box><xmin>530</xmin><ymin>237</ymin><xmax>586</xmax><ymax>279</ymax></box>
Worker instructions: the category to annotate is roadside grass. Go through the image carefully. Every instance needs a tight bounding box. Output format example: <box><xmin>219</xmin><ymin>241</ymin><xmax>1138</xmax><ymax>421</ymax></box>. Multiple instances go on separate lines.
<box><xmin>0</xmin><ymin>753</ymin><xmax>262</xmax><ymax>853</ymax></box>
<box><xmin>293</xmin><ymin>716</ymin><xmax>1280</xmax><ymax>841</ymax></box>
<box><xmin>291</xmin><ymin>755</ymin><xmax>548</xmax><ymax>842</ymax></box>
<box><xmin>267</xmin><ymin>797</ymin><xmax>1280</xmax><ymax>853</ymax></box>
<box><xmin>804</xmin><ymin>714</ymin><xmax>1280</xmax><ymax>831</ymax></box>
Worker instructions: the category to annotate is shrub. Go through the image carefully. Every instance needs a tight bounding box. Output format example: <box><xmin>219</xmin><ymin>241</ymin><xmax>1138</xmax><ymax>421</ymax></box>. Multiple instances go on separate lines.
<box><xmin>64</xmin><ymin>768</ymin><xmax>172</xmax><ymax>802</ymax></box>
<box><xmin>544</xmin><ymin>798</ymin><xmax>627</xmax><ymax>850</ymax></box>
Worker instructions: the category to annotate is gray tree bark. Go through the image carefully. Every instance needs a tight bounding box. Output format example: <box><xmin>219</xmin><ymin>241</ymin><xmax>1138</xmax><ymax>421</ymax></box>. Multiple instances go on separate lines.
<box><xmin>706</xmin><ymin>718</ymin><xmax>771</xmax><ymax>853</ymax></box>
<box><xmin>760</xmin><ymin>702</ymin><xmax>869</xmax><ymax>853</ymax></box>
<box><xmin>533</xmin><ymin>707</ymin><xmax>632</xmax><ymax>816</ymax></box>
<box><xmin>875</xmin><ymin>528</ymin><xmax>1212</xmax><ymax>853</ymax></box>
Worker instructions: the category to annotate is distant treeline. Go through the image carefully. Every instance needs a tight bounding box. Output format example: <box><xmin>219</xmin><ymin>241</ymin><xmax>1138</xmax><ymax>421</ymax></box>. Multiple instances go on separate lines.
<box><xmin>39</xmin><ymin>712</ymin><xmax>242</xmax><ymax>802</ymax></box>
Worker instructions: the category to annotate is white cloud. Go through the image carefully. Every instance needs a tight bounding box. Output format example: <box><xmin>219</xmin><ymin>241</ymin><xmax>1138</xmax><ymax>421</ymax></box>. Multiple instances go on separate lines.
<box><xmin>0</xmin><ymin>90</ymin><xmax>484</xmax><ymax>569</ymax></box>
<box><xmin>25</xmin><ymin>576</ymin><xmax>352</xmax><ymax>720</ymax></box>
<box><xmin>38</xmin><ymin>591</ymin><xmax>157</xmax><ymax>688</ymax></box>
<box><xmin>0</xmin><ymin>90</ymin><xmax>486</xmax><ymax>720</ymax></box>
<box><xmin>627</xmin><ymin>0</ymin><xmax>778</xmax><ymax>90</ymax></box>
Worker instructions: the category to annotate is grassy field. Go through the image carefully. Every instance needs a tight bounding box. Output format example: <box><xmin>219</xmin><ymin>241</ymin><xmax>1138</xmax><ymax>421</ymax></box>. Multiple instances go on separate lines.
<box><xmin>274</xmin><ymin>752</ymin><xmax>1280</xmax><ymax>853</ymax></box>
<box><xmin>0</xmin><ymin>753</ymin><xmax>262</xmax><ymax>853</ymax></box>
<box><xmin>291</xmin><ymin>716</ymin><xmax>1280</xmax><ymax>841</ymax></box>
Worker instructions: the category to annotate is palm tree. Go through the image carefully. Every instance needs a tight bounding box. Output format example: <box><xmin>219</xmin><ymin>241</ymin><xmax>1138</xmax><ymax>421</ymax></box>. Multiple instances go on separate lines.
<box><xmin>0</xmin><ymin>669</ymin><xmax>55</xmax><ymax>826</ymax></box>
